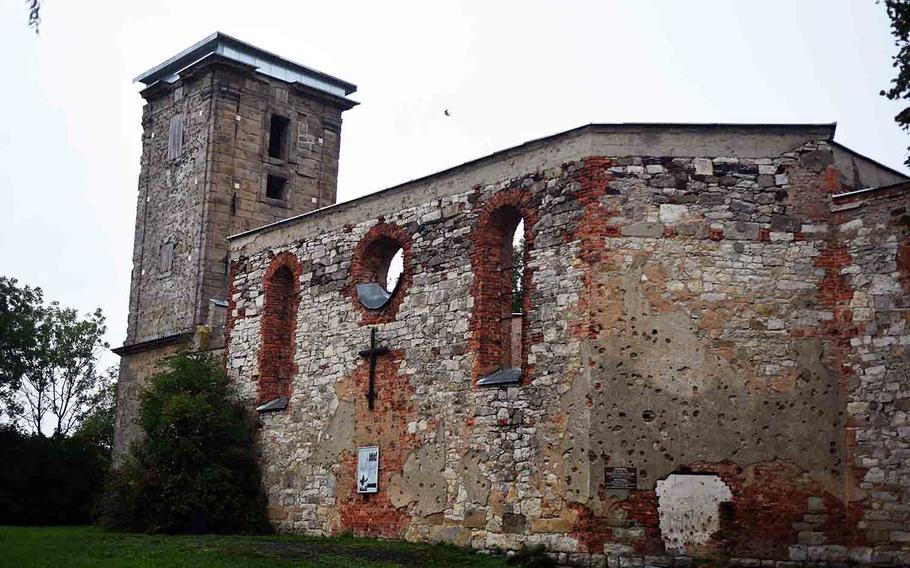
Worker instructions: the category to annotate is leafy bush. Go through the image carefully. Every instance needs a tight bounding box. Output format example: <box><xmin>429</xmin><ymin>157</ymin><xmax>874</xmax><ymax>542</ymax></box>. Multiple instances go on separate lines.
<box><xmin>0</xmin><ymin>424</ymin><xmax>110</xmax><ymax>524</ymax></box>
<box><xmin>99</xmin><ymin>352</ymin><xmax>269</xmax><ymax>534</ymax></box>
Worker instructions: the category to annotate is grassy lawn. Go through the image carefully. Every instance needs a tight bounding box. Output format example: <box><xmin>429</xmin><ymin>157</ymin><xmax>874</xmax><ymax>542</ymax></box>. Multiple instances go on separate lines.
<box><xmin>0</xmin><ymin>526</ymin><xmax>510</xmax><ymax>568</ymax></box>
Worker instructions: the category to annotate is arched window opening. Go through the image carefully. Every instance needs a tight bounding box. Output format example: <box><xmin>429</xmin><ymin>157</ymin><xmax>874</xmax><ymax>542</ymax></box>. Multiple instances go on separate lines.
<box><xmin>259</xmin><ymin>259</ymin><xmax>298</xmax><ymax>410</ymax></box>
<box><xmin>349</xmin><ymin>223</ymin><xmax>412</xmax><ymax>324</ymax></box>
<box><xmin>475</xmin><ymin>204</ymin><xmax>529</xmax><ymax>387</ymax></box>
<box><xmin>355</xmin><ymin>236</ymin><xmax>405</xmax><ymax>310</ymax></box>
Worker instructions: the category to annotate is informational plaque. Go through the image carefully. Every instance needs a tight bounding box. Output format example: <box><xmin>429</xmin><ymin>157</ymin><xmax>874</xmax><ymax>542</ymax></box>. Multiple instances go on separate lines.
<box><xmin>357</xmin><ymin>446</ymin><xmax>380</xmax><ymax>494</ymax></box>
<box><xmin>604</xmin><ymin>467</ymin><xmax>638</xmax><ymax>490</ymax></box>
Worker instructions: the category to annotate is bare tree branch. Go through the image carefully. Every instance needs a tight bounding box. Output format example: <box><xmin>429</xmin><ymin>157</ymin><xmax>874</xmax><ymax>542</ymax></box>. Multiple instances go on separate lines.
<box><xmin>27</xmin><ymin>0</ymin><xmax>41</xmax><ymax>34</ymax></box>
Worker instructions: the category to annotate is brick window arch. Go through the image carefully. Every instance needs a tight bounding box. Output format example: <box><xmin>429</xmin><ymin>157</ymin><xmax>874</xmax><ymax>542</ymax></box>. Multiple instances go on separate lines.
<box><xmin>469</xmin><ymin>189</ymin><xmax>537</xmax><ymax>386</ymax></box>
<box><xmin>258</xmin><ymin>251</ymin><xmax>301</xmax><ymax>408</ymax></box>
<box><xmin>349</xmin><ymin>223</ymin><xmax>413</xmax><ymax>325</ymax></box>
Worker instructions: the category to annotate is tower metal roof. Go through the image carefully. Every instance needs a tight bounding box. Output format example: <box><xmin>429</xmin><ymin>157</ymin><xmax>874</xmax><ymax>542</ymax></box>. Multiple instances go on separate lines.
<box><xmin>134</xmin><ymin>32</ymin><xmax>357</xmax><ymax>98</ymax></box>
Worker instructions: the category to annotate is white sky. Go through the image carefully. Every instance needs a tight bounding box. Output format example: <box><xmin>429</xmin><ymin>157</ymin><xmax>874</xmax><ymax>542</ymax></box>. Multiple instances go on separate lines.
<box><xmin>0</xmin><ymin>0</ymin><xmax>907</xmax><ymax>368</ymax></box>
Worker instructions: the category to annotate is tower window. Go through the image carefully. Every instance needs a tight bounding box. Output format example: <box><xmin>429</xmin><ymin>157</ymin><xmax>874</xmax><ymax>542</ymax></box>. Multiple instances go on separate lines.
<box><xmin>266</xmin><ymin>175</ymin><xmax>288</xmax><ymax>200</ymax></box>
<box><xmin>268</xmin><ymin>115</ymin><xmax>291</xmax><ymax>160</ymax></box>
<box><xmin>159</xmin><ymin>242</ymin><xmax>174</xmax><ymax>273</ymax></box>
<box><xmin>167</xmin><ymin>114</ymin><xmax>185</xmax><ymax>160</ymax></box>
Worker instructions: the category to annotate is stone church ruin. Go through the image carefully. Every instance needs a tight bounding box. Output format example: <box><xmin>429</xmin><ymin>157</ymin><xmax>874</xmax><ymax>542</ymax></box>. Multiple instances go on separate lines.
<box><xmin>114</xmin><ymin>33</ymin><xmax>910</xmax><ymax>566</ymax></box>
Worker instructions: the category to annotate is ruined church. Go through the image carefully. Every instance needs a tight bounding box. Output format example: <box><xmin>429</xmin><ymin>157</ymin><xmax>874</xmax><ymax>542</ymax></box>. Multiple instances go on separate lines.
<box><xmin>113</xmin><ymin>33</ymin><xmax>910</xmax><ymax>566</ymax></box>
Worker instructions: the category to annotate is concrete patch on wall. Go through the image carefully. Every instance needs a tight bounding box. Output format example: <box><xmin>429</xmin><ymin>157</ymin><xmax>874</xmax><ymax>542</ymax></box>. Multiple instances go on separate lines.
<box><xmin>558</xmin><ymin>344</ymin><xmax>594</xmax><ymax>505</ymax></box>
<box><xmin>311</xmin><ymin>395</ymin><xmax>355</xmax><ymax>464</ymax></box>
<box><xmin>656</xmin><ymin>474</ymin><xmax>732</xmax><ymax>555</ymax></box>
<box><xmin>584</xmin><ymin>251</ymin><xmax>845</xmax><ymax>490</ymax></box>
<box><xmin>389</xmin><ymin>422</ymin><xmax>448</xmax><ymax>516</ymax></box>
<box><xmin>460</xmin><ymin>450</ymin><xmax>491</xmax><ymax>506</ymax></box>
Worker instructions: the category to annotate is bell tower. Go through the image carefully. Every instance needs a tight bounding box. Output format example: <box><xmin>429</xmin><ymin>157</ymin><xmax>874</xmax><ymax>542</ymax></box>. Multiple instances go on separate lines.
<box><xmin>112</xmin><ymin>33</ymin><xmax>357</xmax><ymax>456</ymax></box>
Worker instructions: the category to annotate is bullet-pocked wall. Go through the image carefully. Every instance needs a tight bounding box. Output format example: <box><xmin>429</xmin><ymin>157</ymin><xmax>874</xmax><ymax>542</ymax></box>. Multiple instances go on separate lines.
<box><xmin>226</xmin><ymin>125</ymin><xmax>910</xmax><ymax>566</ymax></box>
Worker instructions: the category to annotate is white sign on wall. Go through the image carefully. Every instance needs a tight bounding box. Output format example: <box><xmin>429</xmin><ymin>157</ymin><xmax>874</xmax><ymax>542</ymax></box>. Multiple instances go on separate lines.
<box><xmin>357</xmin><ymin>446</ymin><xmax>380</xmax><ymax>493</ymax></box>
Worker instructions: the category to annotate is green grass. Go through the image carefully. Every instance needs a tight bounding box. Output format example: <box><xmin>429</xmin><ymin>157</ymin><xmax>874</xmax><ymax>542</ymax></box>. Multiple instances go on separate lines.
<box><xmin>0</xmin><ymin>526</ymin><xmax>509</xmax><ymax>568</ymax></box>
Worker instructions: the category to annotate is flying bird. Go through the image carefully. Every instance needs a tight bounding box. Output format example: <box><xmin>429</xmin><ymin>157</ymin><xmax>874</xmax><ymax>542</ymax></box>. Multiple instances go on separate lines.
<box><xmin>444</xmin><ymin>109</ymin><xmax>451</xmax><ymax>117</ymax></box>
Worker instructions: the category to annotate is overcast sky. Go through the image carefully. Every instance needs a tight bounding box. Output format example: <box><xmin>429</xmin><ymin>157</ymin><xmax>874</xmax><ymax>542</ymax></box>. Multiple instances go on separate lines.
<box><xmin>0</xmin><ymin>0</ymin><xmax>906</xmax><ymax>366</ymax></box>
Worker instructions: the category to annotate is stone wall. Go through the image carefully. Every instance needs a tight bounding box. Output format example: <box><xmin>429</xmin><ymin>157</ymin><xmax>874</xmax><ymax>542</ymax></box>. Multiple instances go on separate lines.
<box><xmin>832</xmin><ymin>185</ymin><xmax>910</xmax><ymax>565</ymax></box>
<box><xmin>114</xmin><ymin>57</ymin><xmax>352</xmax><ymax>457</ymax></box>
<box><xmin>124</xmin><ymin>70</ymin><xmax>211</xmax><ymax>345</ymax></box>
<box><xmin>227</xmin><ymin>127</ymin><xmax>910</xmax><ymax>565</ymax></box>
<box><xmin>111</xmin><ymin>339</ymin><xmax>186</xmax><ymax>456</ymax></box>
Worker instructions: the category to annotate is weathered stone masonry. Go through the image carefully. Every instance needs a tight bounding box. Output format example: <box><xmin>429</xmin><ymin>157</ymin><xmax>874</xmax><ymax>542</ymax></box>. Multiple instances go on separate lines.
<box><xmin>227</xmin><ymin>124</ymin><xmax>910</xmax><ymax>566</ymax></box>
<box><xmin>113</xmin><ymin>34</ymin><xmax>357</xmax><ymax>456</ymax></box>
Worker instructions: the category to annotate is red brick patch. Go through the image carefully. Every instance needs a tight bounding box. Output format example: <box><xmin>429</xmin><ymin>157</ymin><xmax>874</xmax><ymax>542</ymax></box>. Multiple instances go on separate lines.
<box><xmin>336</xmin><ymin>350</ymin><xmax>418</xmax><ymax>537</ymax></box>
<box><xmin>689</xmin><ymin>461</ymin><xmax>868</xmax><ymax>557</ymax></box>
<box><xmin>566</xmin><ymin>157</ymin><xmax>617</xmax><ymax>340</ymax></box>
<box><xmin>570</xmin><ymin>460</ymin><xmax>868</xmax><ymax>560</ymax></box>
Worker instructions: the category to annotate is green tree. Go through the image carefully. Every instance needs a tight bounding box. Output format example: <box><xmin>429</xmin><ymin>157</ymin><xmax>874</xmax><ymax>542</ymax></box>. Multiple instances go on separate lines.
<box><xmin>19</xmin><ymin>303</ymin><xmax>109</xmax><ymax>436</ymax></box>
<box><xmin>881</xmin><ymin>0</ymin><xmax>910</xmax><ymax>166</ymax></box>
<box><xmin>0</xmin><ymin>375</ymin><xmax>115</xmax><ymax>525</ymax></box>
<box><xmin>100</xmin><ymin>352</ymin><xmax>269</xmax><ymax>534</ymax></box>
<box><xmin>0</xmin><ymin>277</ymin><xmax>114</xmax><ymax>523</ymax></box>
<box><xmin>1</xmin><ymin>276</ymin><xmax>111</xmax><ymax>436</ymax></box>
<box><xmin>71</xmin><ymin>374</ymin><xmax>117</xmax><ymax>458</ymax></box>
<box><xmin>0</xmin><ymin>277</ymin><xmax>43</xmax><ymax>421</ymax></box>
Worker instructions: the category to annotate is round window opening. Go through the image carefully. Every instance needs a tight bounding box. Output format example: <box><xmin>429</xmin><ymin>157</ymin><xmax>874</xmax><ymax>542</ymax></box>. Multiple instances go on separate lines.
<box><xmin>355</xmin><ymin>237</ymin><xmax>406</xmax><ymax>310</ymax></box>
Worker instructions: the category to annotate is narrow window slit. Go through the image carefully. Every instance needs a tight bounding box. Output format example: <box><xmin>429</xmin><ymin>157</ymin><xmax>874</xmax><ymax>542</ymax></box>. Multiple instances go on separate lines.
<box><xmin>268</xmin><ymin>115</ymin><xmax>291</xmax><ymax>159</ymax></box>
<box><xmin>476</xmin><ymin>204</ymin><xmax>528</xmax><ymax>387</ymax></box>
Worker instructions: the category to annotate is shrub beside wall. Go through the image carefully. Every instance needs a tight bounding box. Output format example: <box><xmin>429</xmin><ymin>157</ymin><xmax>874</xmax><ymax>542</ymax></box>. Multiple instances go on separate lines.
<box><xmin>99</xmin><ymin>353</ymin><xmax>269</xmax><ymax>534</ymax></box>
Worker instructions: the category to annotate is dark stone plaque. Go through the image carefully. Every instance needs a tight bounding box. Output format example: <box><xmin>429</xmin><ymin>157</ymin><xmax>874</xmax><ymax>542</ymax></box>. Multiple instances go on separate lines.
<box><xmin>604</xmin><ymin>467</ymin><xmax>638</xmax><ymax>490</ymax></box>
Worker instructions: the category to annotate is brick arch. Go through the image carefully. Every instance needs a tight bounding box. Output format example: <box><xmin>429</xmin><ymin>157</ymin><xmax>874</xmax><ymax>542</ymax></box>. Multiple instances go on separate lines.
<box><xmin>258</xmin><ymin>251</ymin><xmax>301</xmax><ymax>404</ymax></box>
<box><xmin>469</xmin><ymin>188</ymin><xmax>539</xmax><ymax>384</ymax></box>
<box><xmin>348</xmin><ymin>222</ymin><xmax>413</xmax><ymax>325</ymax></box>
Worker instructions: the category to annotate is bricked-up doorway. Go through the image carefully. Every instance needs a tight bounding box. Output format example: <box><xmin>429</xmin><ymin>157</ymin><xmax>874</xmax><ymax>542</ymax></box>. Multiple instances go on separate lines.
<box><xmin>258</xmin><ymin>253</ymin><xmax>301</xmax><ymax>406</ymax></box>
<box><xmin>471</xmin><ymin>198</ymin><xmax>534</xmax><ymax>386</ymax></box>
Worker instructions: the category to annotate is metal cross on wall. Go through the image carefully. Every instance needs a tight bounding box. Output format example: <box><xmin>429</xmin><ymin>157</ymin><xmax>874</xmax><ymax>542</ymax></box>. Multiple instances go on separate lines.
<box><xmin>358</xmin><ymin>327</ymin><xmax>390</xmax><ymax>410</ymax></box>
